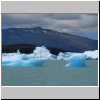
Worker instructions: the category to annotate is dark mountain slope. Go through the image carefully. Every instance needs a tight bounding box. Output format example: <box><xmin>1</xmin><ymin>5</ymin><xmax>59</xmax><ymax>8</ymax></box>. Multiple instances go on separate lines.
<box><xmin>2</xmin><ymin>27</ymin><xmax>98</xmax><ymax>53</ymax></box>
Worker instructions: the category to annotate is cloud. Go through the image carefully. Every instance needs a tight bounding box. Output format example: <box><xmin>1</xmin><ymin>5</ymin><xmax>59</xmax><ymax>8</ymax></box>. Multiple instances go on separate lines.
<box><xmin>45</xmin><ymin>14</ymin><xmax>81</xmax><ymax>20</ymax></box>
<box><xmin>2</xmin><ymin>13</ymin><xmax>98</xmax><ymax>40</ymax></box>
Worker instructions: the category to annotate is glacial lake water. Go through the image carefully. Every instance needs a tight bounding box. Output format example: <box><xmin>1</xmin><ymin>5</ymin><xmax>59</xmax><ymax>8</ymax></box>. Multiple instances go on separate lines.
<box><xmin>1</xmin><ymin>60</ymin><xmax>98</xmax><ymax>86</ymax></box>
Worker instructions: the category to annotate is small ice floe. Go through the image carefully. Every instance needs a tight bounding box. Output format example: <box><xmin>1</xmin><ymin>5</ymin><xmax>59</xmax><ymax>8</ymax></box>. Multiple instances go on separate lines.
<box><xmin>65</xmin><ymin>54</ymin><xmax>86</xmax><ymax>67</ymax></box>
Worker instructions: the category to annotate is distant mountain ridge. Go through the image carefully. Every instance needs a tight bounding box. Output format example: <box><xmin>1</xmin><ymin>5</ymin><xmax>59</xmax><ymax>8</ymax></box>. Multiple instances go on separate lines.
<box><xmin>2</xmin><ymin>27</ymin><xmax>98</xmax><ymax>53</ymax></box>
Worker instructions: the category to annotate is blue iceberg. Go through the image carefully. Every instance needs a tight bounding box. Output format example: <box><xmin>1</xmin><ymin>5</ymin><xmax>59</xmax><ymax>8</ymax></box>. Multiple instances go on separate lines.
<box><xmin>65</xmin><ymin>54</ymin><xmax>86</xmax><ymax>67</ymax></box>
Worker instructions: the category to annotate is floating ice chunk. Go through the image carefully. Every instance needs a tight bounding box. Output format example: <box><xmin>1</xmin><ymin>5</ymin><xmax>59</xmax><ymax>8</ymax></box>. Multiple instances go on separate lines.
<box><xmin>57</xmin><ymin>52</ymin><xmax>65</xmax><ymax>60</ymax></box>
<box><xmin>2</xmin><ymin>52</ymin><xmax>24</xmax><ymax>66</ymax></box>
<box><xmin>2</xmin><ymin>58</ymin><xmax>47</xmax><ymax>67</ymax></box>
<box><xmin>2</xmin><ymin>46</ymin><xmax>98</xmax><ymax>67</ymax></box>
<box><xmin>57</xmin><ymin>52</ymin><xmax>73</xmax><ymax>60</ymax></box>
<box><xmin>2</xmin><ymin>47</ymin><xmax>49</xmax><ymax>67</ymax></box>
<box><xmin>2</xmin><ymin>53</ymin><xmax>47</xmax><ymax>67</ymax></box>
<box><xmin>20</xmin><ymin>58</ymin><xmax>47</xmax><ymax>67</ymax></box>
<box><xmin>33</xmin><ymin>46</ymin><xmax>52</xmax><ymax>59</ymax></box>
<box><xmin>65</xmin><ymin>54</ymin><xmax>86</xmax><ymax>67</ymax></box>
<box><xmin>83</xmin><ymin>50</ymin><xmax>98</xmax><ymax>59</ymax></box>
<box><xmin>2</xmin><ymin>53</ymin><xmax>21</xmax><ymax>62</ymax></box>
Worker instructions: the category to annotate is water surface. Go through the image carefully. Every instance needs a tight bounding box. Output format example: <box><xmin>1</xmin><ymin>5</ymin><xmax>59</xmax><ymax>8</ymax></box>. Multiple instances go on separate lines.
<box><xmin>2</xmin><ymin>60</ymin><xmax>98</xmax><ymax>86</ymax></box>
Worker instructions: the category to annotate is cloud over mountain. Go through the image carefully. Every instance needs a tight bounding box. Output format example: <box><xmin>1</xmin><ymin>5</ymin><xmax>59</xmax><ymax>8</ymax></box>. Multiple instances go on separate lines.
<box><xmin>2</xmin><ymin>13</ymin><xmax>98</xmax><ymax>40</ymax></box>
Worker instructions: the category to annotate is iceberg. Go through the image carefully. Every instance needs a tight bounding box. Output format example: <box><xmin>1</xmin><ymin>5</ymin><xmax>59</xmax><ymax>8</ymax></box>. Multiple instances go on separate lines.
<box><xmin>83</xmin><ymin>50</ymin><xmax>98</xmax><ymax>59</ymax></box>
<box><xmin>33</xmin><ymin>46</ymin><xmax>52</xmax><ymax>59</ymax></box>
<box><xmin>2</xmin><ymin>46</ymin><xmax>51</xmax><ymax>67</ymax></box>
<box><xmin>2</xmin><ymin>46</ymin><xmax>98</xmax><ymax>67</ymax></box>
<box><xmin>57</xmin><ymin>52</ymin><xmax>72</xmax><ymax>60</ymax></box>
<box><xmin>65</xmin><ymin>54</ymin><xmax>86</xmax><ymax>67</ymax></box>
<box><xmin>57</xmin><ymin>52</ymin><xmax>65</xmax><ymax>60</ymax></box>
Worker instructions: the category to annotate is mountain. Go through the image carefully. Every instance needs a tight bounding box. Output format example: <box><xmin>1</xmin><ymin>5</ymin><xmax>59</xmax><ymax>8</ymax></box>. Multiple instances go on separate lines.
<box><xmin>2</xmin><ymin>27</ymin><xmax>98</xmax><ymax>54</ymax></box>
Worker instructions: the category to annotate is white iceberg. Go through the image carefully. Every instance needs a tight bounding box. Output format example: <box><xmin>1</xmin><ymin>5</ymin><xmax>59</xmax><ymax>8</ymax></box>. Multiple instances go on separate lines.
<box><xmin>83</xmin><ymin>50</ymin><xmax>98</xmax><ymax>59</ymax></box>
<box><xmin>57</xmin><ymin>52</ymin><xmax>72</xmax><ymax>60</ymax></box>
<box><xmin>33</xmin><ymin>46</ymin><xmax>52</xmax><ymax>59</ymax></box>
<box><xmin>57</xmin><ymin>52</ymin><xmax>65</xmax><ymax>60</ymax></box>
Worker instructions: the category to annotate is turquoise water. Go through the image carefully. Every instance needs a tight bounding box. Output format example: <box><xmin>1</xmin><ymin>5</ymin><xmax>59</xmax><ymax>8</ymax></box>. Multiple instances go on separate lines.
<box><xmin>1</xmin><ymin>60</ymin><xmax>98</xmax><ymax>86</ymax></box>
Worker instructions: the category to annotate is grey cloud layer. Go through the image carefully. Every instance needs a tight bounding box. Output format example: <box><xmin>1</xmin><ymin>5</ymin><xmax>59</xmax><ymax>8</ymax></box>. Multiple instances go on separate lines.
<box><xmin>2</xmin><ymin>13</ymin><xmax>98</xmax><ymax>39</ymax></box>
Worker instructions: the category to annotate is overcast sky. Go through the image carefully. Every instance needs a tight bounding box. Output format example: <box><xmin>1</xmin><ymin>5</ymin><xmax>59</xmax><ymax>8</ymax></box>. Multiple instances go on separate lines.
<box><xmin>2</xmin><ymin>13</ymin><xmax>98</xmax><ymax>40</ymax></box>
